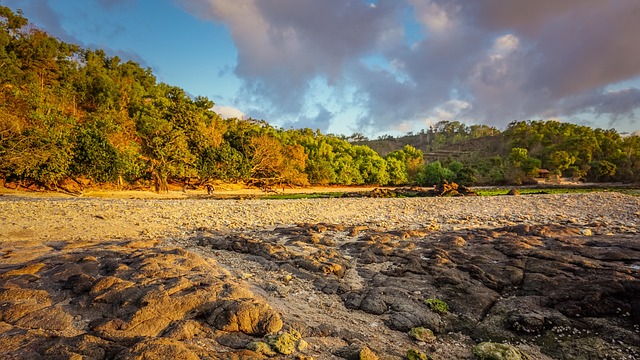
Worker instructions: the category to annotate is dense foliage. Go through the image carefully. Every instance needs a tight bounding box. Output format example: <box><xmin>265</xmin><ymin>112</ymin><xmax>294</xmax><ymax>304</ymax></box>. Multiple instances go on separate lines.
<box><xmin>0</xmin><ymin>7</ymin><xmax>406</xmax><ymax>190</ymax></box>
<box><xmin>1</xmin><ymin>7</ymin><xmax>639</xmax><ymax>190</ymax></box>
<box><xmin>361</xmin><ymin>119</ymin><xmax>640</xmax><ymax>185</ymax></box>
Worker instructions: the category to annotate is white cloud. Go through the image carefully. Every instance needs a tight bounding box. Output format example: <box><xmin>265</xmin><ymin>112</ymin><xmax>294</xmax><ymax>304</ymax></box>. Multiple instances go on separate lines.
<box><xmin>212</xmin><ymin>105</ymin><xmax>245</xmax><ymax>119</ymax></box>
<box><xmin>423</xmin><ymin>100</ymin><xmax>472</xmax><ymax>124</ymax></box>
<box><xmin>409</xmin><ymin>0</ymin><xmax>457</xmax><ymax>34</ymax></box>
<box><xmin>493</xmin><ymin>34</ymin><xmax>519</xmax><ymax>56</ymax></box>
<box><xmin>179</xmin><ymin>0</ymin><xmax>640</xmax><ymax>134</ymax></box>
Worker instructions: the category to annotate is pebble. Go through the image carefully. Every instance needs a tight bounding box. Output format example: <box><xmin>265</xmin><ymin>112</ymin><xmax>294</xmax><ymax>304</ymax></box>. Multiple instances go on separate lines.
<box><xmin>0</xmin><ymin>193</ymin><xmax>638</xmax><ymax>241</ymax></box>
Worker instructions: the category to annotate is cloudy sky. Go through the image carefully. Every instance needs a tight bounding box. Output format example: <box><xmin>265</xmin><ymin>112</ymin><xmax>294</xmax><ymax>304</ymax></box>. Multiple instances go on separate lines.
<box><xmin>4</xmin><ymin>0</ymin><xmax>640</xmax><ymax>136</ymax></box>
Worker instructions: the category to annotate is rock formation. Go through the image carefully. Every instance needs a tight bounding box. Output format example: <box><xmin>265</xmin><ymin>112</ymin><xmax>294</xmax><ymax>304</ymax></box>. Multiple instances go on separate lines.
<box><xmin>0</xmin><ymin>239</ymin><xmax>282</xmax><ymax>358</ymax></box>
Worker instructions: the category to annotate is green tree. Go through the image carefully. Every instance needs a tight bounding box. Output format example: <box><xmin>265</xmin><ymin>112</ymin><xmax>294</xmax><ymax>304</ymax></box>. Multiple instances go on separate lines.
<box><xmin>446</xmin><ymin>161</ymin><xmax>477</xmax><ymax>186</ymax></box>
<box><xmin>386</xmin><ymin>144</ymin><xmax>424</xmax><ymax>183</ymax></box>
<box><xmin>549</xmin><ymin>150</ymin><xmax>576</xmax><ymax>173</ymax></box>
<box><xmin>386</xmin><ymin>157</ymin><xmax>408</xmax><ymax>185</ymax></box>
<box><xmin>416</xmin><ymin>161</ymin><xmax>455</xmax><ymax>186</ymax></box>
<box><xmin>508</xmin><ymin>147</ymin><xmax>529</xmax><ymax>168</ymax></box>
<box><xmin>136</xmin><ymin>104</ymin><xmax>196</xmax><ymax>191</ymax></box>
<box><xmin>589</xmin><ymin>160</ymin><xmax>616</xmax><ymax>182</ymax></box>
<box><xmin>1</xmin><ymin>113</ymin><xmax>75</xmax><ymax>187</ymax></box>
<box><xmin>71</xmin><ymin>123</ymin><xmax>122</xmax><ymax>182</ymax></box>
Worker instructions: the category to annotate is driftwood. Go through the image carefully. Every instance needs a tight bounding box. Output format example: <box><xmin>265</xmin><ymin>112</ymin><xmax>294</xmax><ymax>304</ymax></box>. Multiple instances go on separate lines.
<box><xmin>342</xmin><ymin>182</ymin><xmax>478</xmax><ymax>198</ymax></box>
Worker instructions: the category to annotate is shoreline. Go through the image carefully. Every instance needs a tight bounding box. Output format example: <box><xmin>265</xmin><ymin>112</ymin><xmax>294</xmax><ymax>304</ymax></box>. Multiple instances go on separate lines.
<box><xmin>1</xmin><ymin>181</ymin><xmax>637</xmax><ymax>201</ymax></box>
<box><xmin>1</xmin><ymin>192</ymin><xmax>638</xmax><ymax>243</ymax></box>
<box><xmin>0</xmin><ymin>185</ymin><xmax>380</xmax><ymax>200</ymax></box>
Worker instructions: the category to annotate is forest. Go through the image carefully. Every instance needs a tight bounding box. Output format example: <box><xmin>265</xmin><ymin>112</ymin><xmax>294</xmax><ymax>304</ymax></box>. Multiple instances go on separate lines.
<box><xmin>1</xmin><ymin>6</ymin><xmax>639</xmax><ymax>191</ymax></box>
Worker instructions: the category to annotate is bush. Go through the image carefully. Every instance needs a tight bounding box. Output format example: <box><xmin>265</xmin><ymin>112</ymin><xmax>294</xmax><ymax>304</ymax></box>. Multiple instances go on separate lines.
<box><xmin>416</xmin><ymin>161</ymin><xmax>455</xmax><ymax>186</ymax></box>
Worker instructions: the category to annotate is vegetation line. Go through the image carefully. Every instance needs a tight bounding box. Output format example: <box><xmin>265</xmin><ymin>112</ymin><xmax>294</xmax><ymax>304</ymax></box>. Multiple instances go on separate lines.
<box><xmin>1</xmin><ymin>7</ymin><xmax>639</xmax><ymax>193</ymax></box>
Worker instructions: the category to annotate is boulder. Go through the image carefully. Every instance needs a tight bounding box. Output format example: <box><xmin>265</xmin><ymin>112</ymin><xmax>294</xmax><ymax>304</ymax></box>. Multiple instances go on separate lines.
<box><xmin>207</xmin><ymin>299</ymin><xmax>283</xmax><ymax>336</ymax></box>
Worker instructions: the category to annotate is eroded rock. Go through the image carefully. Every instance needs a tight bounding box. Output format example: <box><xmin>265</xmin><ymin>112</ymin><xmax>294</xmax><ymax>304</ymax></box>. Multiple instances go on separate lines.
<box><xmin>198</xmin><ymin>223</ymin><xmax>640</xmax><ymax>360</ymax></box>
<box><xmin>0</xmin><ymin>239</ymin><xmax>282</xmax><ymax>359</ymax></box>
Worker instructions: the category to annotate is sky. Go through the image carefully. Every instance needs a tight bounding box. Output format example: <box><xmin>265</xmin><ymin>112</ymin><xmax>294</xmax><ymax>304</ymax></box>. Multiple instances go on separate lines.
<box><xmin>3</xmin><ymin>0</ymin><xmax>640</xmax><ymax>137</ymax></box>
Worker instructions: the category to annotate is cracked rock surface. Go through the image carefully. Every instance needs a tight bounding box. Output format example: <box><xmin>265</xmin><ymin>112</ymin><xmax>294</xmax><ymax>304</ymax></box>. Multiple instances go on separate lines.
<box><xmin>1</xmin><ymin>192</ymin><xmax>639</xmax><ymax>359</ymax></box>
<box><xmin>0</xmin><ymin>239</ymin><xmax>281</xmax><ymax>359</ymax></box>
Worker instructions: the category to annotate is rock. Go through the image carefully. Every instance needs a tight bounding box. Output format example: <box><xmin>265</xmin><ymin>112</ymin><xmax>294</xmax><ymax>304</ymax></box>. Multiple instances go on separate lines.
<box><xmin>358</xmin><ymin>346</ymin><xmax>379</xmax><ymax>360</ymax></box>
<box><xmin>0</xmin><ymin>239</ymin><xmax>283</xmax><ymax>358</ymax></box>
<box><xmin>207</xmin><ymin>299</ymin><xmax>283</xmax><ymax>336</ymax></box>
<box><xmin>386</xmin><ymin>311</ymin><xmax>443</xmax><ymax>333</ymax></box>
<box><xmin>115</xmin><ymin>338</ymin><xmax>200</xmax><ymax>360</ymax></box>
<box><xmin>4</xmin><ymin>194</ymin><xmax>640</xmax><ymax>359</ymax></box>
<box><xmin>409</xmin><ymin>327</ymin><xmax>436</xmax><ymax>343</ymax></box>
<box><xmin>247</xmin><ymin>341</ymin><xmax>277</xmax><ymax>356</ymax></box>
<box><xmin>335</xmin><ymin>345</ymin><xmax>379</xmax><ymax>360</ymax></box>
<box><xmin>63</xmin><ymin>273</ymin><xmax>95</xmax><ymax>294</ymax></box>
<box><xmin>472</xmin><ymin>342</ymin><xmax>523</xmax><ymax>360</ymax></box>
<box><xmin>267</xmin><ymin>331</ymin><xmax>301</xmax><ymax>355</ymax></box>
<box><xmin>0</xmin><ymin>288</ymin><xmax>52</xmax><ymax>323</ymax></box>
<box><xmin>14</xmin><ymin>306</ymin><xmax>75</xmax><ymax>332</ymax></box>
<box><xmin>359</xmin><ymin>291</ymin><xmax>388</xmax><ymax>315</ymax></box>
<box><xmin>163</xmin><ymin>320</ymin><xmax>214</xmax><ymax>341</ymax></box>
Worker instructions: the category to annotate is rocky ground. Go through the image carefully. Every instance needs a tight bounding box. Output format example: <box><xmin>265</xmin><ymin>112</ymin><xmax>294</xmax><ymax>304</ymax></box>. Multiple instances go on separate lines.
<box><xmin>0</xmin><ymin>192</ymin><xmax>639</xmax><ymax>359</ymax></box>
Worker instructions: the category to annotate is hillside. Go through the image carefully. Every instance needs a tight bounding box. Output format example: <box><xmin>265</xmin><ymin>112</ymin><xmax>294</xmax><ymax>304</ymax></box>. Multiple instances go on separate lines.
<box><xmin>359</xmin><ymin>134</ymin><xmax>506</xmax><ymax>162</ymax></box>
<box><xmin>357</xmin><ymin>120</ymin><xmax>640</xmax><ymax>185</ymax></box>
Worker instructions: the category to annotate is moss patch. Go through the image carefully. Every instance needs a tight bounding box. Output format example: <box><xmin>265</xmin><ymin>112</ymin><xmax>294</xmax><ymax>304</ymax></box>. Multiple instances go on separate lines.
<box><xmin>472</xmin><ymin>342</ymin><xmax>523</xmax><ymax>360</ymax></box>
<box><xmin>425</xmin><ymin>298</ymin><xmax>449</xmax><ymax>314</ymax></box>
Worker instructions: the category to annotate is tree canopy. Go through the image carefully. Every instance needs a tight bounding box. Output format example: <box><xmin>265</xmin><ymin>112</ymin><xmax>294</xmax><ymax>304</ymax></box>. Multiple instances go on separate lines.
<box><xmin>1</xmin><ymin>6</ymin><xmax>639</xmax><ymax>190</ymax></box>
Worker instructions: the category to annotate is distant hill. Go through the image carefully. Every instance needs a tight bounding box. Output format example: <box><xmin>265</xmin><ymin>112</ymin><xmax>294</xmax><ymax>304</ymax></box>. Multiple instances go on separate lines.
<box><xmin>356</xmin><ymin>131</ymin><xmax>507</xmax><ymax>162</ymax></box>
<box><xmin>355</xmin><ymin>119</ymin><xmax>640</xmax><ymax>185</ymax></box>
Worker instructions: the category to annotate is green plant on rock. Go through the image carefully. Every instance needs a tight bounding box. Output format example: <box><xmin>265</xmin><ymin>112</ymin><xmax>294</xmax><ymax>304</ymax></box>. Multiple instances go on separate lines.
<box><xmin>246</xmin><ymin>341</ymin><xmax>276</xmax><ymax>356</ymax></box>
<box><xmin>358</xmin><ymin>346</ymin><xmax>379</xmax><ymax>360</ymax></box>
<box><xmin>406</xmin><ymin>349</ymin><xmax>432</xmax><ymax>360</ymax></box>
<box><xmin>266</xmin><ymin>330</ymin><xmax>306</xmax><ymax>355</ymax></box>
<box><xmin>409</xmin><ymin>327</ymin><xmax>436</xmax><ymax>342</ymax></box>
<box><xmin>425</xmin><ymin>298</ymin><xmax>449</xmax><ymax>314</ymax></box>
<box><xmin>269</xmin><ymin>332</ymin><xmax>297</xmax><ymax>355</ymax></box>
<box><xmin>472</xmin><ymin>342</ymin><xmax>523</xmax><ymax>360</ymax></box>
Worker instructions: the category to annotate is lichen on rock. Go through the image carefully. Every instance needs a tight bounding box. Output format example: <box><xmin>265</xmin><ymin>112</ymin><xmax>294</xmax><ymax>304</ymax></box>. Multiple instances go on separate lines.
<box><xmin>472</xmin><ymin>342</ymin><xmax>523</xmax><ymax>360</ymax></box>
<box><xmin>246</xmin><ymin>341</ymin><xmax>276</xmax><ymax>356</ymax></box>
<box><xmin>407</xmin><ymin>348</ymin><xmax>432</xmax><ymax>360</ymax></box>
<box><xmin>409</xmin><ymin>327</ymin><xmax>436</xmax><ymax>342</ymax></box>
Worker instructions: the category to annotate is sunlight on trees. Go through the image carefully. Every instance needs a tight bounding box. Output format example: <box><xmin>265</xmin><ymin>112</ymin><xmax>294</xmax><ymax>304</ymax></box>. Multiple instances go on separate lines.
<box><xmin>1</xmin><ymin>6</ymin><xmax>639</xmax><ymax>190</ymax></box>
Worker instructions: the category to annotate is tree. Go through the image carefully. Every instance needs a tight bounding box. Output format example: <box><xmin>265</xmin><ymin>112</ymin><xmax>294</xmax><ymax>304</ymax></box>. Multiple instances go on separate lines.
<box><xmin>71</xmin><ymin>123</ymin><xmax>122</xmax><ymax>182</ymax></box>
<box><xmin>416</xmin><ymin>161</ymin><xmax>455</xmax><ymax>186</ymax></box>
<box><xmin>248</xmin><ymin>134</ymin><xmax>285</xmax><ymax>180</ymax></box>
<box><xmin>1</xmin><ymin>113</ymin><xmax>75</xmax><ymax>187</ymax></box>
<box><xmin>445</xmin><ymin>161</ymin><xmax>477</xmax><ymax>186</ymax></box>
<box><xmin>281</xmin><ymin>144</ymin><xmax>308</xmax><ymax>185</ymax></box>
<box><xmin>550</xmin><ymin>150</ymin><xmax>576</xmax><ymax>173</ymax></box>
<box><xmin>386</xmin><ymin>145</ymin><xmax>424</xmax><ymax>184</ymax></box>
<box><xmin>508</xmin><ymin>147</ymin><xmax>529</xmax><ymax>168</ymax></box>
<box><xmin>589</xmin><ymin>160</ymin><xmax>616</xmax><ymax>182</ymax></box>
<box><xmin>0</xmin><ymin>6</ymin><xmax>28</xmax><ymax>84</ymax></box>
<box><xmin>386</xmin><ymin>157</ymin><xmax>408</xmax><ymax>185</ymax></box>
<box><xmin>136</xmin><ymin>108</ymin><xmax>196</xmax><ymax>191</ymax></box>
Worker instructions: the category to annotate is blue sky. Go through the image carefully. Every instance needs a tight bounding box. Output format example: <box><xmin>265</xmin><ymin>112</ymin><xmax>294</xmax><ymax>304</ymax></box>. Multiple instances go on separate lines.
<box><xmin>4</xmin><ymin>0</ymin><xmax>640</xmax><ymax>137</ymax></box>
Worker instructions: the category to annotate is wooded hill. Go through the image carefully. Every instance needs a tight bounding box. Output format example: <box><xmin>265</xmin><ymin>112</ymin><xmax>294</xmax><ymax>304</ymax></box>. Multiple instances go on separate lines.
<box><xmin>1</xmin><ymin>6</ymin><xmax>639</xmax><ymax>191</ymax></box>
<box><xmin>356</xmin><ymin>119</ymin><xmax>640</xmax><ymax>185</ymax></box>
